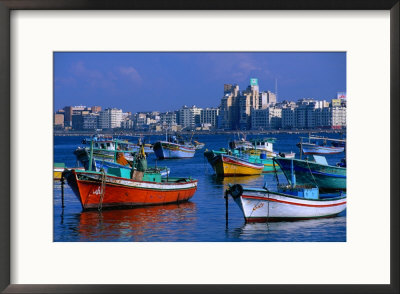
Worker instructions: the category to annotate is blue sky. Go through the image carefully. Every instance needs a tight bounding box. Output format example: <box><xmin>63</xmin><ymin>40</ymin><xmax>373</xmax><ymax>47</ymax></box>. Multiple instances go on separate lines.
<box><xmin>54</xmin><ymin>52</ymin><xmax>346</xmax><ymax>113</ymax></box>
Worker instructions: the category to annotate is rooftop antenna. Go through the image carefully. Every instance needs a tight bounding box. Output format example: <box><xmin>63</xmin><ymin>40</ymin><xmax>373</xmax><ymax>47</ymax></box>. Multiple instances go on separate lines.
<box><xmin>275</xmin><ymin>78</ymin><xmax>278</xmax><ymax>101</ymax></box>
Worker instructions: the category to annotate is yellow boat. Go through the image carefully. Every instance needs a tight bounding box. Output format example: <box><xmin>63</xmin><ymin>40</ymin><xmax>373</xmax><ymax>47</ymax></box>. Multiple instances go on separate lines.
<box><xmin>204</xmin><ymin>151</ymin><xmax>264</xmax><ymax>177</ymax></box>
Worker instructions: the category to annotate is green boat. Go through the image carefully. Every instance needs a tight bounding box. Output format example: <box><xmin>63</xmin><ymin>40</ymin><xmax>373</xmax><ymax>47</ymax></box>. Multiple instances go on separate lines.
<box><xmin>273</xmin><ymin>156</ymin><xmax>346</xmax><ymax>192</ymax></box>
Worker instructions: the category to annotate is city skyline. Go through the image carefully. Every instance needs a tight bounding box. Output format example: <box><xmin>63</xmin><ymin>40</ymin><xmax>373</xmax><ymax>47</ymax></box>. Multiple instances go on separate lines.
<box><xmin>54</xmin><ymin>52</ymin><xmax>346</xmax><ymax>113</ymax></box>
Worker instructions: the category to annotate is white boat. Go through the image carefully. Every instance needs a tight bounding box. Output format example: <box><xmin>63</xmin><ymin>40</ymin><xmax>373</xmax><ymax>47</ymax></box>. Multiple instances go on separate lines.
<box><xmin>225</xmin><ymin>158</ymin><xmax>346</xmax><ymax>222</ymax></box>
<box><xmin>226</xmin><ymin>184</ymin><xmax>346</xmax><ymax>222</ymax></box>
<box><xmin>153</xmin><ymin>134</ymin><xmax>195</xmax><ymax>159</ymax></box>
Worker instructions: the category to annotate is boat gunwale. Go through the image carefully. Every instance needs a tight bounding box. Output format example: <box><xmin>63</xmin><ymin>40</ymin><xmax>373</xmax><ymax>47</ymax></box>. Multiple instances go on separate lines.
<box><xmin>241</xmin><ymin>188</ymin><xmax>346</xmax><ymax>202</ymax></box>
<box><xmin>71</xmin><ymin>169</ymin><xmax>197</xmax><ymax>185</ymax></box>
<box><xmin>274</xmin><ymin>157</ymin><xmax>346</xmax><ymax>170</ymax></box>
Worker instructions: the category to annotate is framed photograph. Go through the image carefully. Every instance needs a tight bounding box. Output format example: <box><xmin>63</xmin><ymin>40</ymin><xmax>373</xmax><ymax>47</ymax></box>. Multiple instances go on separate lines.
<box><xmin>1</xmin><ymin>1</ymin><xmax>398</xmax><ymax>293</ymax></box>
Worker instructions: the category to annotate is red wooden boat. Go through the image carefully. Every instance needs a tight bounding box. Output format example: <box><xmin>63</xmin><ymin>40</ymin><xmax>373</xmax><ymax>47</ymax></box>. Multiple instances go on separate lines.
<box><xmin>63</xmin><ymin>144</ymin><xmax>197</xmax><ymax>210</ymax></box>
<box><xmin>63</xmin><ymin>169</ymin><xmax>198</xmax><ymax>210</ymax></box>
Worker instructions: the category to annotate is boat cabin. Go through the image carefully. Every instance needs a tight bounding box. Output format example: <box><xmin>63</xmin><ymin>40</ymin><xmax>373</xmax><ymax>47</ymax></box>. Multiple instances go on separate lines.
<box><xmin>278</xmin><ymin>185</ymin><xmax>319</xmax><ymax>200</ymax></box>
<box><xmin>250</xmin><ymin>139</ymin><xmax>274</xmax><ymax>152</ymax></box>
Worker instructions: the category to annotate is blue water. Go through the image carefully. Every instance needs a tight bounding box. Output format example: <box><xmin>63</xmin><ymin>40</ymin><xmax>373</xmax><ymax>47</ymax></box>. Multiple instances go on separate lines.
<box><xmin>54</xmin><ymin>133</ymin><xmax>346</xmax><ymax>242</ymax></box>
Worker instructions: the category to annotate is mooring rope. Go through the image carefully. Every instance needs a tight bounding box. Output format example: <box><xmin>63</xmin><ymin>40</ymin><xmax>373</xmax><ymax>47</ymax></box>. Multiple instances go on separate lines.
<box><xmin>98</xmin><ymin>168</ymin><xmax>106</xmax><ymax>211</ymax></box>
<box><xmin>306</xmin><ymin>160</ymin><xmax>319</xmax><ymax>187</ymax></box>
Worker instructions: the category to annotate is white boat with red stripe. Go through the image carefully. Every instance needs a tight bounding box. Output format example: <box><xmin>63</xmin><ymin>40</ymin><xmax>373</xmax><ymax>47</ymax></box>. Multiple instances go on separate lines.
<box><xmin>226</xmin><ymin>184</ymin><xmax>346</xmax><ymax>222</ymax></box>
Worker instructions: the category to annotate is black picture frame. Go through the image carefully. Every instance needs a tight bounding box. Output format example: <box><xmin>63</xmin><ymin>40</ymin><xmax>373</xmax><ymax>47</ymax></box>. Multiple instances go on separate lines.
<box><xmin>0</xmin><ymin>1</ymin><xmax>398</xmax><ymax>293</ymax></box>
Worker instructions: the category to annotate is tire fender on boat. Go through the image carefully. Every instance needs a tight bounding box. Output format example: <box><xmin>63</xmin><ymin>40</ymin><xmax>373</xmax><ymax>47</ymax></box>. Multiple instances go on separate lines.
<box><xmin>229</xmin><ymin>184</ymin><xmax>243</xmax><ymax>199</ymax></box>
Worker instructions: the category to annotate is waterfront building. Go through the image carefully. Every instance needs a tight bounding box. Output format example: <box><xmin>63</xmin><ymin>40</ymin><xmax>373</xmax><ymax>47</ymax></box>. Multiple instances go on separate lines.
<box><xmin>160</xmin><ymin>111</ymin><xmax>177</xmax><ymax>129</ymax></box>
<box><xmin>91</xmin><ymin>106</ymin><xmax>102</xmax><ymax>113</ymax></box>
<box><xmin>62</xmin><ymin>105</ymin><xmax>99</xmax><ymax>127</ymax></box>
<box><xmin>121</xmin><ymin>119</ymin><xmax>134</xmax><ymax>129</ymax></box>
<box><xmin>178</xmin><ymin>105</ymin><xmax>202</xmax><ymax>129</ymax></box>
<box><xmin>219</xmin><ymin>84</ymin><xmax>240</xmax><ymax>130</ymax></box>
<box><xmin>219</xmin><ymin>79</ymin><xmax>277</xmax><ymax>130</ymax></box>
<box><xmin>259</xmin><ymin>91</ymin><xmax>277</xmax><ymax>109</ymax></box>
<box><xmin>133</xmin><ymin>113</ymin><xmax>147</xmax><ymax>129</ymax></box>
<box><xmin>200</xmin><ymin>107</ymin><xmax>220</xmax><ymax>128</ymax></box>
<box><xmin>54</xmin><ymin>113</ymin><xmax>64</xmax><ymax>128</ymax></box>
<box><xmin>314</xmin><ymin>107</ymin><xmax>332</xmax><ymax>128</ymax></box>
<box><xmin>281</xmin><ymin>106</ymin><xmax>296</xmax><ymax>129</ymax></box>
<box><xmin>251</xmin><ymin>107</ymin><xmax>282</xmax><ymax>130</ymax></box>
<box><xmin>239</xmin><ymin>79</ymin><xmax>260</xmax><ymax>130</ymax></box>
<box><xmin>331</xmin><ymin>106</ymin><xmax>346</xmax><ymax>129</ymax></box>
<box><xmin>82</xmin><ymin>113</ymin><xmax>99</xmax><ymax>130</ymax></box>
<box><xmin>98</xmin><ymin>108</ymin><xmax>123</xmax><ymax>129</ymax></box>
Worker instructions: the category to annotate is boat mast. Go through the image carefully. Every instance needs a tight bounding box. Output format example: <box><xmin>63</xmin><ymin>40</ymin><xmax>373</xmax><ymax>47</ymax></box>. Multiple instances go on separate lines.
<box><xmin>290</xmin><ymin>159</ymin><xmax>296</xmax><ymax>187</ymax></box>
<box><xmin>300</xmin><ymin>137</ymin><xmax>303</xmax><ymax>160</ymax></box>
<box><xmin>89</xmin><ymin>139</ymin><xmax>94</xmax><ymax>171</ymax></box>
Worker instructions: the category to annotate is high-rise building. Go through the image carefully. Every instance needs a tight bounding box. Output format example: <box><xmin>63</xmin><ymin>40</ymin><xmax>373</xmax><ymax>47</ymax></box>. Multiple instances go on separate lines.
<box><xmin>331</xmin><ymin>106</ymin><xmax>346</xmax><ymax>129</ymax></box>
<box><xmin>82</xmin><ymin>113</ymin><xmax>99</xmax><ymax>130</ymax></box>
<box><xmin>91</xmin><ymin>106</ymin><xmax>102</xmax><ymax>113</ymax></box>
<box><xmin>200</xmin><ymin>108</ymin><xmax>220</xmax><ymax>128</ymax></box>
<box><xmin>178</xmin><ymin>105</ymin><xmax>202</xmax><ymax>129</ymax></box>
<box><xmin>219</xmin><ymin>79</ymin><xmax>277</xmax><ymax>130</ymax></box>
<box><xmin>239</xmin><ymin>79</ymin><xmax>260</xmax><ymax>130</ymax></box>
<box><xmin>219</xmin><ymin>84</ymin><xmax>240</xmax><ymax>130</ymax></box>
<box><xmin>259</xmin><ymin>91</ymin><xmax>277</xmax><ymax>109</ymax></box>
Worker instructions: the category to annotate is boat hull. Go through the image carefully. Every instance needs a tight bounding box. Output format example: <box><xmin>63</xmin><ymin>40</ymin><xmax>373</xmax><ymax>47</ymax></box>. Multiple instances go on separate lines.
<box><xmin>153</xmin><ymin>141</ymin><xmax>195</xmax><ymax>159</ymax></box>
<box><xmin>64</xmin><ymin>170</ymin><xmax>198</xmax><ymax>210</ymax></box>
<box><xmin>274</xmin><ymin>158</ymin><xmax>346</xmax><ymax>191</ymax></box>
<box><xmin>301</xmin><ymin>145</ymin><xmax>344</xmax><ymax>155</ymax></box>
<box><xmin>206</xmin><ymin>153</ymin><xmax>263</xmax><ymax>177</ymax></box>
<box><xmin>232</xmin><ymin>188</ymin><xmax>346</xmax><ymax>222</ymax></box>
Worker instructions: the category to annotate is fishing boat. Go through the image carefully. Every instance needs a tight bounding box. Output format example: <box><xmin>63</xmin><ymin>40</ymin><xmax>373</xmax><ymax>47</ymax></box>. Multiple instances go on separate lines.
<box><xmin>226</xmin><ymin>183</ymin><xmax>346</xmax><ymax>222</ymax></box>
<box><xmin>274</xmin><ymin>156</ymin><xmax>346</xmax><ymax>192</ymax></box>
<box><xmin>234</xmin><ymin>137</ymin><xmax>295</xmax><ymax>159</ymax></box>
<box><xmin>228</xmin><ymin>137</ymin><xmax>295</xmax><ymax>173</ymax></box>
<box><xmin>193</xmin><ymin>140</ymin><xmax>205</xmax><ymax>150</ymax></box>
<box><xmin>153</xmin><ymin>134</ymin><xmax>195</xmax><ymax>159</ymax></box>
<box><xmin>225</xmin><ymin>158</ymin><xmax>346</xmax><ymax>222</ymax></box>
<box><xmin>82</xmin><ymin>135</ymin><xmax>154</xmax><ymax>154</ymax></box>
<box><xmin>81</xmin><ymin>136</ymin><xmax>137</xmax><ymax>162</ymax></box>
<box><xmin>63</xmin><ymin>146</ymin><xmax>198</xmax><ymax>210</ymax></box>
<box><xmin>297</xmin><ymin>136</ymin><xmax>345</xmax><ymax>155</ymax></box>
<box><xmin>204</xmin><ymin>149</ymin><xmax>264</xmax><ymax>177</ymax></box>
<box><xmin>74</xmin><ymin>144</ymin><xmax>170</xmax><ymax>176</ymax></box>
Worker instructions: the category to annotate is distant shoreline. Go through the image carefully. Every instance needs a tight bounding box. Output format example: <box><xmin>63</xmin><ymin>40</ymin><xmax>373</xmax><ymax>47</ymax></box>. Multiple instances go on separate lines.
<box><xmin>54</xmin><ymin>129</ymin><xmax>345</xmax><ymax>137</ymax></box>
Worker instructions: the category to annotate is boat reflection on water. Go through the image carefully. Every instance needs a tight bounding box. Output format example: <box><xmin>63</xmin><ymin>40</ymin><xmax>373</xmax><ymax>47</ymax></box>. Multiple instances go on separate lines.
<box><xmin>226</xmin><ymin>213</ymin><xmax>346</xmax><ymax>242</ymax></box>
<box><xmin>77</xmin><ymin>202</ymin><xmax>197</xmax><ymax>241</ymax></box>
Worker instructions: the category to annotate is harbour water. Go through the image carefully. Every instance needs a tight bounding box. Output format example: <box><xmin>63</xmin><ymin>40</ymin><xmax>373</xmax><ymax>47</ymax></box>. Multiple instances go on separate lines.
<box><xmin>54</xmin><ymin>133</ymin><xmax>346</xmax><ymax>242</ymax></box>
